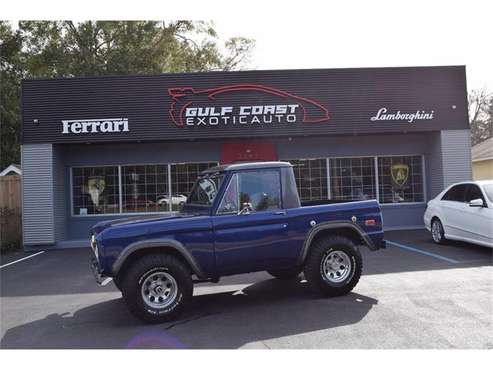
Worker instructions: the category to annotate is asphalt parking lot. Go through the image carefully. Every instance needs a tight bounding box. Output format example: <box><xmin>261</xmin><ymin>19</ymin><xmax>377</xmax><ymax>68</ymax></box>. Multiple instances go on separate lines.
<box><xmin>1</xmin><ymin>229</ymin><xmax>492</xmax><ymax>349</ymax></box>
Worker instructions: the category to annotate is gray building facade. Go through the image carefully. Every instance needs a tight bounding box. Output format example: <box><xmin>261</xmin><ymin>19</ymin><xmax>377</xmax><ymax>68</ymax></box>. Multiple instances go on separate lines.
<box><xmin>20</xmin><ymin>66</ymin><xmax>471</xmax><ymax>248</ymax></box>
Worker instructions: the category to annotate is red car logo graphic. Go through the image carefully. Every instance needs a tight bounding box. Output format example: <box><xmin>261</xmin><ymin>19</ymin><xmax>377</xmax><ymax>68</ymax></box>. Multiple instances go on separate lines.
<box><xmin>168</xmin><ymin>84</ymin><xmax>330</xmax><ymax>127</ymax></box>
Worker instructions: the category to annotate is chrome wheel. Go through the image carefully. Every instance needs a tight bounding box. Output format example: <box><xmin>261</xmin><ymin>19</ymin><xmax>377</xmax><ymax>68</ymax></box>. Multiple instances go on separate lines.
<box><xmin>321</xmin><ymin>250</ymin><xmax>352</xmax><ymax>283</ymax></box>
<box><xmin>141</xmin><ymin>271</ymin><xmax>178</xmax><ymax>309</ymax></box>
<box><xmin>431</xmin><ymin>220</ymin><xmax>443</xmax><ymax>243</ymax></box>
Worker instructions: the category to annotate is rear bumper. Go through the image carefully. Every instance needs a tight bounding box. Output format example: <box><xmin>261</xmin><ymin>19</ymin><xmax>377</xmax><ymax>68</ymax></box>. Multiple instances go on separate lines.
<box><xmin>365</xmin><ymin>238</ymin><xmax>386</xmax><ymax>250</ymax></box>
<box><xmin>90</xmin><ymin>256</ymin><xmax>112</xmax><ymax>286</ymax></box>
<box><xmin>364</xmin><ymin>231</ymin><xmax>386</xmax><ymax>251</ymax></box>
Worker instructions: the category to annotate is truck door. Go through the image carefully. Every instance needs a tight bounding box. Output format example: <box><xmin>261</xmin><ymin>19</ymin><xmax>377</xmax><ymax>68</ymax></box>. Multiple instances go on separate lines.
<box><xmin>212</xmin><ymin>169</ymin><xmax>290</xmax><ymax>275</ymax></box>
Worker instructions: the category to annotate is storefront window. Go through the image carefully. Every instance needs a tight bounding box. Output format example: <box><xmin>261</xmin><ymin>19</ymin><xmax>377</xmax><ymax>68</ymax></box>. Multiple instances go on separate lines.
<box><xmin>72</xmin><ymin>161</ymin><xmax>218</xmax><ymax>215</ymax></box>
<box><xmin>377</xmin><ymin>156</ymin><xmax>424</xmax><ymax>203</ymax></box>
<box><xmin>122</xmin><ymin>165</ymin><xmax>169</xmax><ymax>213</ymax></box>
<box><xmin>170</xmin><ymin>162</ymin><xmax>218</xmax><ymax>211</ymax></box>
<box><xmin>330</xmin><ymin>157</ymin><xmax>376</xmax><ymax>201</ymax></box>
<box><xmin>72</xmin><ymin>166</ymin><xmax>119</xmax><ymax>215</ymax></box>
<box><xmin>71</xmin><ymin>156</ymin><xmax>425</xmax><ymax>215</ymax></box>
<box><xmin>288</xmin><ymin>159</ymin><xmax>328</xmax><ymax>202</ymax></box>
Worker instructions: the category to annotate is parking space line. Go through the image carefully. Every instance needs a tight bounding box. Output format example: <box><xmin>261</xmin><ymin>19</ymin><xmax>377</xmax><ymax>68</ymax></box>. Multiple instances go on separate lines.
<box><xmin>385</xmin><ymin>240</ymin><xmax>459</xmax><ymax>264</ymax></box>
<box><xmin>0</xmin><ymin>251</ymin><xmax>45</xmax><ymax>269</ymax></box>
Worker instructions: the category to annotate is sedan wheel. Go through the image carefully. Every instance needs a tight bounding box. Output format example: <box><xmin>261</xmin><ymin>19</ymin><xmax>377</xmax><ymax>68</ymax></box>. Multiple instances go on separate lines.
<box><xmin>431</xmin><ymin>219</ymin><xmax>445</xmax><ymax>244</ymax></box>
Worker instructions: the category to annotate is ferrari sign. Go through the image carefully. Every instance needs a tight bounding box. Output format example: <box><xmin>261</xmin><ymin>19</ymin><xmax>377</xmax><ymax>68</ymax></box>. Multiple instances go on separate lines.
<box><xmin>391</xmin><ymin>164</ymin><xmax>409</xmax><ymax>187</ymax></box>
<box><xmin>62</xmin><ymin>118</ymin><xmax>129</xmax><ymax>134</ymax></box>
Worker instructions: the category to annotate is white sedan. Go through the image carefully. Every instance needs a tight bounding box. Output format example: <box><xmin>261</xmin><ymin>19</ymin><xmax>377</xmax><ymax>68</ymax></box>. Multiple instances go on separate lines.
<box><xmin>424</xmin><ymin>180</ymin><xmax>493</xmax><ymax>248</ymax></box>
<box><xmin>157</xmin><ymin>194</ymin><xmax>188</xmax><ymax>207</ymax></box>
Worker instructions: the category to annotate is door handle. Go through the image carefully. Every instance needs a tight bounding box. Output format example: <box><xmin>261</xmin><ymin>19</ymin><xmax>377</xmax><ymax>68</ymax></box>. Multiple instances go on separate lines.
<box><xmin>274</xmin><ymin>211</ymin><xmax>286</xmax><ymax>215</ymax></box>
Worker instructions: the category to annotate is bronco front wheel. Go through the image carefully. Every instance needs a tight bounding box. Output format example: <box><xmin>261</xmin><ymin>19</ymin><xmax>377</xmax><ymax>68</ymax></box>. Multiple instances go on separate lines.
<box><xmin>304</xmin><ymin>236</ymin><xmax>362</xmax><ymax>296</ymax></box>
<box><xmin>121</xmin><ymin>254</ymin><xmax>193</xmax><ymax>323</ymax></box>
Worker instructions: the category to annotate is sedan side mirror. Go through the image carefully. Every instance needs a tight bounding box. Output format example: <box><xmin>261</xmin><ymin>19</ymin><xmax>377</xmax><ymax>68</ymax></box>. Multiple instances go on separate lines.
<box><xmin>469</xmin><ymin>198</ymin><xmax>484</xmax><ymax>207</ymax></box>
<box><xmin>238</xmin><ymin>202</ymin><xmax>253</xmax><ymax>215</ymax></box>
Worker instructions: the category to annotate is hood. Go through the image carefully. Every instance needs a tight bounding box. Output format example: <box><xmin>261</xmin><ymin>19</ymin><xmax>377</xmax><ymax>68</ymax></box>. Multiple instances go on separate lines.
<box><xmin>91</xmin><ymin>212</ymin><xmax>197</xmax><ymax>235</ymax></box>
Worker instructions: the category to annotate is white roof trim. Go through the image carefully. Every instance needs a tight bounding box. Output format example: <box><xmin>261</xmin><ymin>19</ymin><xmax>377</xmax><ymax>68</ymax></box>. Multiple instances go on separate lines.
<box><xmin>0</xmin><ymin>164</ymin><xmax>22</xmax><ymax>176</ymax></box>
<box><xmin>471</xmin><ymin>137</ymin><xmax>493</xmax><ymax>161</ymax></box>
<box><xmin>472</xmin><ymin>157</ymin><xmax>493</xmax><ymax>163</ymax></box>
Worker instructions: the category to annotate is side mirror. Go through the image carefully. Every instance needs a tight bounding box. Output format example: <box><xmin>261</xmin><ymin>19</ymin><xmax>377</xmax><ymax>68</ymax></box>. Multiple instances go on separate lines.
<box><xmin>238</xmin><ymin>202</ymin><xmax>253</xmax><ymax>215</ymax></box>
<box><xmin>469</xmin><ymin>198</ymin><xmax>484</xmax><ymax>207</ymax></box>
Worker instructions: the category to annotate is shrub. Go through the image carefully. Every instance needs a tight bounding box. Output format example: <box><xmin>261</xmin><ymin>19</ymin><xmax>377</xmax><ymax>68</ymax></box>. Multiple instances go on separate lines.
<box><xmin>0</xmin><ymin>206</ymin><xmax>22</xmax><ymax>254</ymax></box>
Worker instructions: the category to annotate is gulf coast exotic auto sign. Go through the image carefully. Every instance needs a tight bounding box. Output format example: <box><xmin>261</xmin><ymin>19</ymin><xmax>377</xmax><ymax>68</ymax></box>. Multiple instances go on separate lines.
<box><xmin>168</xmin><ymin>84</ymin><xmax>330</xmax><ymax>127</ymax></box>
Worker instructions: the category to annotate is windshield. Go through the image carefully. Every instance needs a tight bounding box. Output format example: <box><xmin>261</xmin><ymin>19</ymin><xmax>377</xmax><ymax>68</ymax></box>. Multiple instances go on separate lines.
<box><xmin>186</xmin><ymin>173</ymin><xmax>225</xmax><ymax>206</ymax></box>
<box><xmin>483</xmin><ymin>184</ymin><xmax>493</xmax><ymax>203</ymax></box>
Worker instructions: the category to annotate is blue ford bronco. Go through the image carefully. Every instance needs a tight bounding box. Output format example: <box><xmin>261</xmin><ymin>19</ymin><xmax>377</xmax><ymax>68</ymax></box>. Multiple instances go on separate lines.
<box><xmin>90</xmin><ymin>161</ymin><xmax>385</xmax><ymax>323</ymax></box>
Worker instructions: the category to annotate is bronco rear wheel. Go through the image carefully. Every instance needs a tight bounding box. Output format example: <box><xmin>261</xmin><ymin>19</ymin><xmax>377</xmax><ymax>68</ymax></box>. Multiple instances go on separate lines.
<box><xmin>121</xmin><ymin>254</ymin><xmax>193</xmax><ymax>323</ymax></box>
<box><xmin>304</xmin><ymin>236</ymin><xmax>362</xmax><ymax>296</ymax></box>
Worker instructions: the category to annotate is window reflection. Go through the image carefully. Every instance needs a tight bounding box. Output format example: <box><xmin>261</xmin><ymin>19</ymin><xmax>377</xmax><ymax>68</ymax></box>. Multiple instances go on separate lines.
<box><xmin>122</xmin><ymin>165</ymin><xmax>168</xmax><ymax>213</ymax></box>
<box><xmin>378</xmin><ymin>156</ymin><xmax>423</xmax><ymax>203</ymax></box>
<box><xmin>330</xmin><ymin>157</ymin><xmax>376</xmax><ymax>201</ymax></box>
<box><xmin>72</xmin><ymin>166</ymin><xmax>119</xmax><ymax>215</ymax></box>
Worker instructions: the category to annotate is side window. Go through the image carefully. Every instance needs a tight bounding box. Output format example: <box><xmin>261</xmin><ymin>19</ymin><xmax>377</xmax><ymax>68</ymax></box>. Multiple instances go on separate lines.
<box><xmin>238</xmin><ymin>170</ymin><xmax>281</xmax><ymax>212</ymax></box>
<box><xmin>217</xmin><ymin>174</ymin><xmax>239</xmax><ymax>214</ymax></box>
<box><xmin>464</xmin><ymin>184</ymin><xmax>484</xmax><ymax>202</ymax></box>
<box><xmin>441</xmin><ymin>184</ymin><xmax>467</xmax><ymax>202</ymax></box>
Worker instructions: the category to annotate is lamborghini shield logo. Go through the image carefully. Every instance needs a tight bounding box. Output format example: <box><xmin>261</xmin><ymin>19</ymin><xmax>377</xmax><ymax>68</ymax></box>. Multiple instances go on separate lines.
<box><xmin>391</xmin><ymin>164</ymin><xmax>409</xmax><ymax>187</ymax></box>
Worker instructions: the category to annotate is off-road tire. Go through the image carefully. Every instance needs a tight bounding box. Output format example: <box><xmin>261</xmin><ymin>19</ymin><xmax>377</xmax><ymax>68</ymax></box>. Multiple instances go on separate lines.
<box><xmin>267</xmin><ymin>268</ymin><xmax>301</xmax><ymax>280</ymax></box>
<box><xmin>304</xmin><ymin>236</ymin><xmax>362</xmax><ymax>296</ymax></box>
<box><xmin>431</xmin><ymin>218</ymin><xmax>446</xmax><ymax>244</ymax></box>
<box><xmin>113</xmin><ymin>276</ymin><xmax>122</xmax><ymax>291</ymax></box>
<box><xmin>121</xmin><ymin>254</ymin><xmax>193</xmax><ymax>323</ymax></box>
<box><xmin>113</xmin><ymin>276</ymin><xmax>124</xmax><ymax>297</ymax></box>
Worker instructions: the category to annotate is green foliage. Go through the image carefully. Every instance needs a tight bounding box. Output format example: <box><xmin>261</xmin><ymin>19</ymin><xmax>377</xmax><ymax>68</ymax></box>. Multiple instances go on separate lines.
<box><xmin>0</xmin><ymin>21</ymin><xmax>254</xmax><ymax>169</ymax></box>
<box><xmin>0</xmin><ymin>22</ymin><xmax>23</xmax><ymax>169</ymax></box>
<box><xmin>0</xmin><ymin>206</ymin><xmax>21</xmax><ymax>254</ymax></box>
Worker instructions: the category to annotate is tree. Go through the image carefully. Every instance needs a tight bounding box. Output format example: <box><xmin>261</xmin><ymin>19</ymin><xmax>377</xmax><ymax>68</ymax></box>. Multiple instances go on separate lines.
<box><xmin>0</xmin><ymin>22</ymin><xmax>24</xmax><ymax>170</ymax></box>
<box><xmin>0</xmin><ymin>21</ymin><xmax>254</xmax><ymax>169</ymax></box>
<box><xmin>468</xmin><ymin>88</ymin><xmax>492</xmax><ymax>146</ymax></box>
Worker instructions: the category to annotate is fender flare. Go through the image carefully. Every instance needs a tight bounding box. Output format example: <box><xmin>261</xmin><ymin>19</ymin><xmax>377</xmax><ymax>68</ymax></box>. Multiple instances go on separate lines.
<box><xmin>298</xmin><ymin>221</ymin><xmax>379</xmax><ymax>265</ymax></box>
<box><xmin>112</xmin><ymin>238</ymin><xmax>206</xmax><ymax>278</ymax></box>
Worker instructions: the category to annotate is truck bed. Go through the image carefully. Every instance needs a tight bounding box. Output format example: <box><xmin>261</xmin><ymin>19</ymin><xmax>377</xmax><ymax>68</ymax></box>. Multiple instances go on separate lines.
<box><xmin>301</xmin><ymin>198</ymin><xmax>377</xmax><ymax>207</ymax></box>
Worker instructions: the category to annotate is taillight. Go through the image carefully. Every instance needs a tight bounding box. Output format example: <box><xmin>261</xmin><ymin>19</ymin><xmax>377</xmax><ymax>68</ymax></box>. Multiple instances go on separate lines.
<box><xmin>365</xmin><ymin>219</ymin><xmax>376</xmax><ymax>226</ymax></box>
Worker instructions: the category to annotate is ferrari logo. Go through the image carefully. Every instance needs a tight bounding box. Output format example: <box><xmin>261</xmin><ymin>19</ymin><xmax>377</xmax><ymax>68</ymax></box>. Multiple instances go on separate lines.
<box><xmin>86</xmin><ymin>177</ymin><xmax>106</xmax><ymax>206</ymax></box>
<box><xmin>391</xmin><ymin>164</ymin><xmax>409</xmax><ymax>187</ymax></box>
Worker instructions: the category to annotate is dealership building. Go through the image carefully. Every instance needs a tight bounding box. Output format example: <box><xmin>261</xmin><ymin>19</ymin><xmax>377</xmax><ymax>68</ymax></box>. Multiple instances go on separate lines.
<box><xmin>20</xmin><ymin>65</ymin><xmax>471</xmax><ymax>248</ymax></box>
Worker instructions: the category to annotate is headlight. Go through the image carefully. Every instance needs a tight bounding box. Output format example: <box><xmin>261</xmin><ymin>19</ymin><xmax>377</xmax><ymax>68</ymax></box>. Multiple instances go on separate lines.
<box><xmin>90</xmin><ymin>234</ymin><xmax>99</xmax><ymax>261</ymax></box>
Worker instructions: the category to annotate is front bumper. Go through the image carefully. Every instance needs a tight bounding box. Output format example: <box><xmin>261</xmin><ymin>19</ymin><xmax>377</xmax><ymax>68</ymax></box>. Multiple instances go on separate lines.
<box><xmin>90</xmin><ymin>256</ymin><xmax>112</xmax><ymax>286</ymax></box>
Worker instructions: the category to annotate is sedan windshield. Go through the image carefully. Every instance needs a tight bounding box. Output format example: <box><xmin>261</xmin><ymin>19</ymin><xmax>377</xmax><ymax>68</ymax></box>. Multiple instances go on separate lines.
<box><xmin>186</xmin><ymin>173</ymin><xmax>225</xmax><ymax>206</ymax></box>
<box><xmin>483</xmin><ymin>184</ymin><xmax>493</xmax><ymax>203</ymax></box>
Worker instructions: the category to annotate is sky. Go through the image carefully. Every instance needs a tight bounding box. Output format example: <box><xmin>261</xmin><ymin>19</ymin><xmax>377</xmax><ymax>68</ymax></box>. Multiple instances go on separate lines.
<box><xmin>4</xmin><ymin>1</ymin><xmax>492</xmax><ymax>92</ymax></box>
<box><xmin>214</xmin><ymin>4</ymin><xmax>492</xmax><ymax>93</ymax></box>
